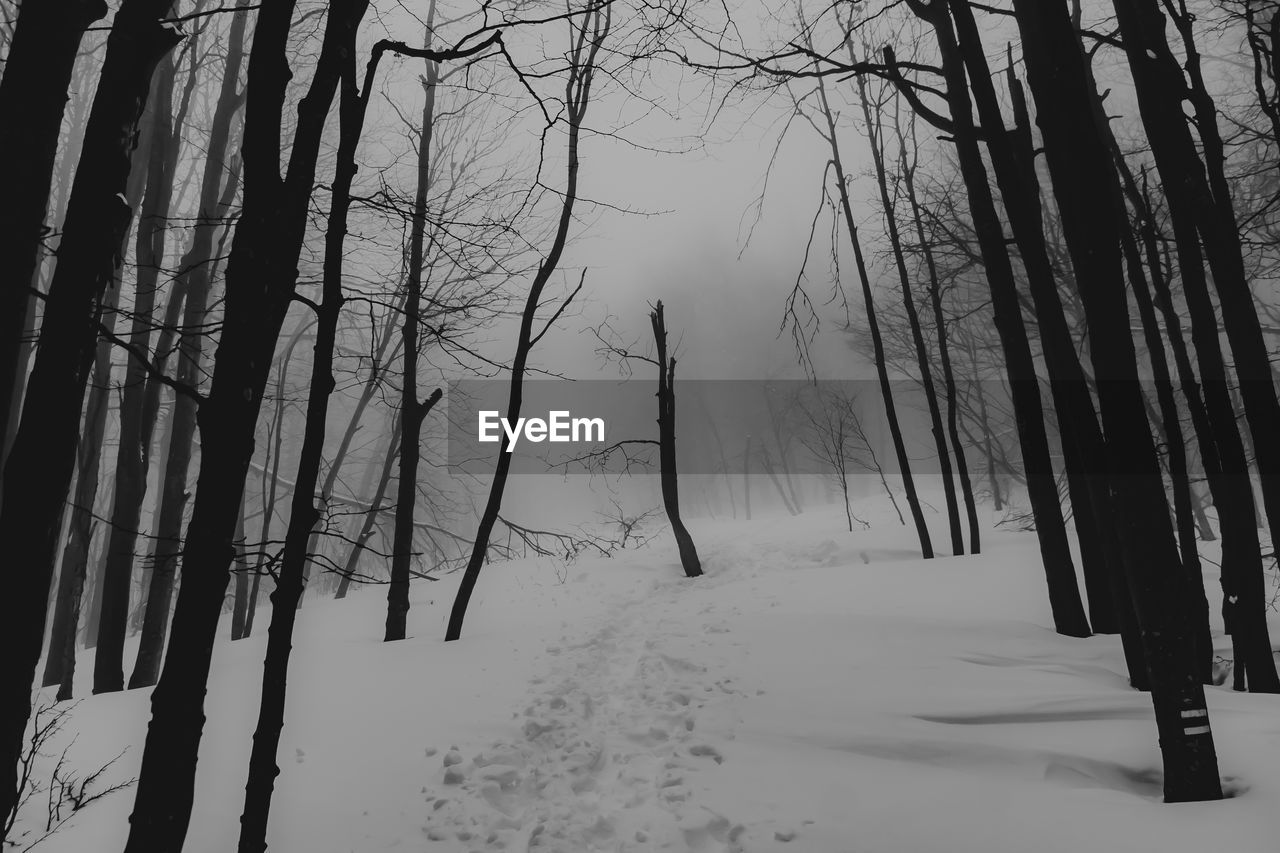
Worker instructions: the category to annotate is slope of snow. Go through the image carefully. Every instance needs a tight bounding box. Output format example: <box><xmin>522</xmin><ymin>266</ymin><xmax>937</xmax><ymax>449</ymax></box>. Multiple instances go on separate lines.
<box><xmin>18</xmin><ymin>501</ymin><xmax>1280</xmax><ymax>852</ymax></box>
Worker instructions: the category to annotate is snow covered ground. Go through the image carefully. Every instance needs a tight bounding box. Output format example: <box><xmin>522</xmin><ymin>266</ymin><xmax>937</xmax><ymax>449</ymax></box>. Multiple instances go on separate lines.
<box><xmin>17</xmin><ymin>498</ymin><xmax>1280</xmax><ymax>852</ymax></box>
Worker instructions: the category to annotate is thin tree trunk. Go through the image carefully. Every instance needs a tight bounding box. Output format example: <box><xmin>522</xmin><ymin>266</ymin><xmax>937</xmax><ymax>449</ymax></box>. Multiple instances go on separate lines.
<box><xmin>899</xmin><ymin>117</ymin><xmax>980</xmax><ymax>552</ymax></box>
<box><xmin>651</xmin><ymin>301</ymin><xmax>702</xmax><ymax>577</ymax></box>
<box><xmin>387</xmin><ymin>20</ymin><xmax>441</xmax><ymax>643</ymax></box>
<box><xmin>856</xmin><ymin>73</ymin><xmax>964</xmax><ymax>555</ymax></box>
<box><xmin>445</xmin><ymin>3</ymin><xmax>610</xmax><ymax>642</ymax></box>
<box><xmin>814</xmin><ymin>72</ymin><xmax>933</xmax><ymax>558</ymax></box>
<box><xmin>238</xmin><ymin>24</ymin><xmax>372</xmax><ymax>843</ymax></box>
<box><xmin>230</xmin><ymin>500</ymin><xmax>250</xmax><ymax>640</ymax></box>
<box><xmin>335</xmin><ymin>418</ymin><xmax>401</xmax><ymax>599</ymax></box>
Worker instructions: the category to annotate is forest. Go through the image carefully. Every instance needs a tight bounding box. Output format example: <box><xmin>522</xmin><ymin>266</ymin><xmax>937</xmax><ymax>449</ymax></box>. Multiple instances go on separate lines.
<box><xmin>1</xmin><ymin>0</ymin><xmax>1279</xmax><ymax>850</ymax></box>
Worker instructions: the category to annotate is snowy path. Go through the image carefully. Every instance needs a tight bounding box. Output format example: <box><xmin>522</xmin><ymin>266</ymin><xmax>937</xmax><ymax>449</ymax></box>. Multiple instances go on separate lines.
<box><xmin>419</xmin><ymin>576</ymin><xmax>754</xmax><ymax>852</ymax></box>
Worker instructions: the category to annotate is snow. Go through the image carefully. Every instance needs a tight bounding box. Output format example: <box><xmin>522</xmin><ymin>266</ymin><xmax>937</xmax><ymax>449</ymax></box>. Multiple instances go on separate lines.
<box><xmin>17</xmin><ymin>498</ymin><xmax>1280</xmax><ymax>852</ymax></box>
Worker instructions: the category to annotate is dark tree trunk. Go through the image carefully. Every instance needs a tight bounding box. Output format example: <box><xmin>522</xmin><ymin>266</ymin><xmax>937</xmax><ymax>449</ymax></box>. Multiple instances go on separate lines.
<box><xmin>1085</xmin><ymin>6</ymin><xmax>1275</xmax><ymax>693</ymax></box>
<box><xmin>1007</xmin><ymin>0</ymin><xmax>1225</xmax><ymax>799</ymax></box>
<box><xmin>237</xmin><ymin>28</ymin><xmax>441</xmax><ymax>843</ymax></box>
<box><xmin>387</xmin><ymin>26</ymin><xmax>441</xmax><ymax>643</ymax></box>
<box><xmin>0</xmin><ymin>0</ymin><xmax>107</xmax><ymax>464</ymax></box>
<box><xmin>888</xmin><ymin>4</ymin><xmax>1089</xmax><ymax>637</ymax></box>
<box><xmin>1104</xmin><ymin>0</ymin><xmax>1279</xmax><ymax>696</ymax></box>
<box><xmin>899</xmin><ymin>120</ymin><xmax>981</xmax><ymax>553</ymax></box>
<box><xmin>856</xmin><ymin>76</ymin><xmax>964</xmax><ymax>555</ymax></box>
<box><xmin>0</xmin><ymin>0</ymin><xmax>180</xmax><ymax>828</ymax></box>
<box><xmin>1159</xmin><ymin>0</ymin><xmax>1280</xmax><ymax>550</ymax></box>
<box><xmin>41</xmin><ymin>284</ymin><xmax>121</xmax><ymax>699</ymax></box>
<box><xmin>445</xmin><ymin>3</ymin><xmax>610</xmax><ymax>642</ymax></box>
<box><xmin>95</xmin><ymin>36</ymin><xmax>181</xmax><ymax>695</ymax></box>
<box><xmin>939</xmin><ymin>11</ymin><xmax>1118</xmax><ymax>633</ymax></box>
<box><xmin>124</xmin><ymin>1</ymin><xmax>366</xmax><ymax>847</ymax></box>
<box><xmin>129</xmin><ymin>6</ymin><xmax>248</xmax><ymax>690</ymax></box>
<box><xmin>1091</xmin><ymin>113</ymin><xmax>1214</xmax><ymax>683</ymax></box>
<box><xmin>651</xmin><ymin>301</ymin><xmax>702</xmax><ymax>578</ymax></box>
<box><xmin>230</xmin><ymin>501</ymin><xmax>250</xmax><ymax>641</ymax></box>
<box><xmin>813</xmin><ymin>72</ymin><xmax>933</xmax><ymax>558</ymax></box>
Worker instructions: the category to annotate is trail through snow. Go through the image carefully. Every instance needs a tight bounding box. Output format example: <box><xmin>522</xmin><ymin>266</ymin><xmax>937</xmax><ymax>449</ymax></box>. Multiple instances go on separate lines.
<box><xmin>420</xmin><ymin>573</ymin><xmax>759</xmax><ymax>852</ymax></box>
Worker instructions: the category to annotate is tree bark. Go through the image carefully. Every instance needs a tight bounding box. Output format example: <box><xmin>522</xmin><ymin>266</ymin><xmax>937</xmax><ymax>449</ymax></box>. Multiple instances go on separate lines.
<box><xmin>651</xmin><ymin>301</ymin><xmax>702</xmax><ymax>578</ymax></box>
<box><xmin>41</xmin><ymin>284</ymin><xmax>121</xmax><ymax>700</ymax></box>
<box><xmin>128</xmin><ymin>3</ymin><xmax>248</xmax><ymax>690</ymax></box>
<box><xmin>0</xmin><ymin>0</ymin><xmax>180</xmax><ymax>829</ymax></box>
<box><xmin>888</xmin><ymin>4</ymin><xmax>1089</xmax><ymax>637</ymax></box>
<box><xmin>124</xmin><ymin>1</ymin><xmax>366</xmax><ymax>847</ymax></box>
<box><xmin>95</xmin><ymin>33</ymin><xmax>181</xmax><ymax>695</ymax></box>
<box><xmin>0</xmin><ymin>0</ymin><xmax>107</xmax><ymax>466</ymax></box>
<box><xmin>1007</xmin><ymin>0</ymin><xmax>1226</xmax><ymax>799</ymax></box>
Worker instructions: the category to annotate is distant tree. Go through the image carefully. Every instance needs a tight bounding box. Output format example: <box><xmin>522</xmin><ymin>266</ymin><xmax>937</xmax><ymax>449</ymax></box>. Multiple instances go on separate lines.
<box><xmin>797</xmin><ymin>387</ymin><xmax>871</xmax><ymax>532</ymax></box>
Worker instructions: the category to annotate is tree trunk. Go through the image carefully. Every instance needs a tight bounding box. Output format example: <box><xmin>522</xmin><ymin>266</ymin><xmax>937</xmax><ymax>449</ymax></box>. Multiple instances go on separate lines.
<box><xmin>651</xmin><ymin>301</ymin><xmax>702</xmax><ymax>577</ymax></box>
<box><xmin>335</xmin><ymin>419</ymin><xmax>402</xmax><ymax>599</ymax></box>
<box><xmin>856</xmin><ymin>75</ymin><xmax>964</xmax><ymax>555</ymax></box>
<box><xmin>1105</xmin><ymin>0</ymin><xmax>1278</xmax><ymax>696</ymax></box>
<box><xmin>0</xmin><ymin>0</ymin><xmax>107</xmax><ymax>464</ymax></box>
<box><xmin>445</xmin><ymin>2</ymin><xmax>610</xmax><ymax>642</ymax></box>
<box><xmin>230</xmin><ymin>500</ymin><xmax>250</xmax><ymax>640</ymax></box>
<box><xmin>128</xmin><ymin>5</ymin><xmax>248</xmax><ymax>689</ymax></box>
<box><xmin>1007</xmin><ymin>0</ymin><xmax>1226</xmax><ymax>799</ymax></box>
<box><xmin>899</xmin><ymin>118</ymin><xmax>980</xmax><ymax>553</ymax></box>
<box><xmin>940</xmin><ymin>12</ymin><xmax>1119</xmax><ymax>633</ymax></box>
<box><xmin>41</xmin><ymin>284</ymin><xmax>121</xmax><ymax>699</ymax></box>
<box><xmin>888</xmin><ymin>4</ymin><xmax>1089</xmax><ymax>636</ymax></box>
<box><xmin>1160</xmin><ymin>0</ymin><xmax>1280</xmax><ymax>551</ymax></box>
<box><xmin>387</xmin><ymin>25</ymin><xmax>441</xmax><ymax>643</ymax></box>
<box><xmin>813</xmin><ymin>72</ymin><xmax>933</xmax><ymax>558</ymax></box>
<box><xmin>124</xmin><ymin>1</ymin><xmax>366</xmax><ymax>847</ymax></box>
<box><xmin>95</xmin><ymin>35</ymin><xmax>180</xmax><ymax>695</ymax></box>
<box><xmin>238</xmin><ymin>30</ymin><xmax>366</xmax><ymax>844</ymax></box>
<box><xmin>0</xmin><ymin>0</ymin><xmax>180</xmax><ymax>828</ymax></box>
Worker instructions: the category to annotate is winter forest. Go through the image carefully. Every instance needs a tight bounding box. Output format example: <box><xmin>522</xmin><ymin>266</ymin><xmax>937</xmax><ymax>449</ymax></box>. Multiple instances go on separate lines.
<box><xmin>2</xmin><ymin>0</ymin><xmax>1280</xmax><ymax>849</ymax></box>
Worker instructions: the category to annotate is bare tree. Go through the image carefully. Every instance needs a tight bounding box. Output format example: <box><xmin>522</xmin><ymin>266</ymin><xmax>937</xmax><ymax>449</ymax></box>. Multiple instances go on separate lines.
<box><xmin>446</xmin><ymin>0</ymin><xmax>612</xmax><ymax>641</ymax></box>
<box><xmin>798</xmin><ymin>387</ymin><xmax>870</xmax><ymax>532</ymax></box>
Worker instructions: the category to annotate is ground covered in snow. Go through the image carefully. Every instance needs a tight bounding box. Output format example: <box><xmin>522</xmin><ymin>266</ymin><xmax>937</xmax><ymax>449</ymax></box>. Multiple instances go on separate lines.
<box><xmin>17</xmin><ymin>500</ymin><xmax>1280</xmax><ymax>852</ymax></box>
